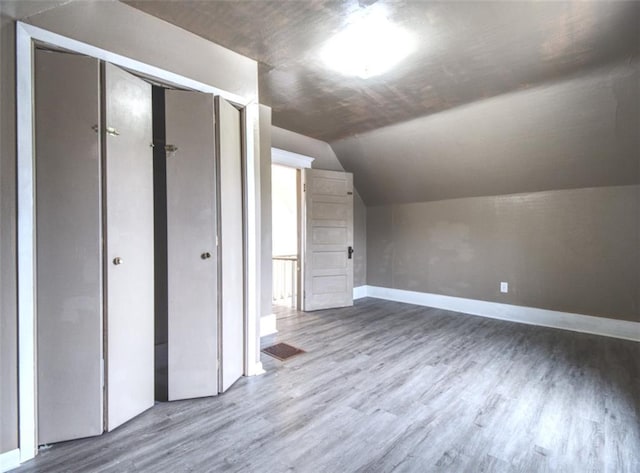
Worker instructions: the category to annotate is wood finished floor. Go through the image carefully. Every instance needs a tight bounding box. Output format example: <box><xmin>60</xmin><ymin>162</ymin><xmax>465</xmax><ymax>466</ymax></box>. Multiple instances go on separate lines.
<box><xmin>16</xmin><ymin>298</ymin><xmax>640</xmax><ymax>472</ymax></box>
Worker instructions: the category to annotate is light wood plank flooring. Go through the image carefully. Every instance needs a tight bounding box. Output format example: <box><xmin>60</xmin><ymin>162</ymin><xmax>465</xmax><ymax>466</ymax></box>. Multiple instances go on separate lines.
<box><xmin>15</xmin><ymin>298</ymin><xmax>640</xmax><ymax>472</ymax></box>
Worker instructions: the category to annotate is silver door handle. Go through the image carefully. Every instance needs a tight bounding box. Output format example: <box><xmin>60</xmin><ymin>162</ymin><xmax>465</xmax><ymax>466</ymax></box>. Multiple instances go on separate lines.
<box><xmin>113</xmin><ymin>257</ymin><xmax>124</xmax><ymax>265</ymax></box>
<box><xmin>201</xmin><ymin>252</ymin><xmax>212</xmax><ymax>260</ymax></box>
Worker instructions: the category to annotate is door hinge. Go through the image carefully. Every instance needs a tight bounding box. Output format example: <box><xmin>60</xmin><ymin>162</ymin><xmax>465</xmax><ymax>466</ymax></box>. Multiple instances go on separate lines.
<box><xmin>303</xmin><ymin>183</ymin><xmax>306</xmax><ymax>192</ymax></box>
<box><xmin>100</xmin><ymin>359</ymin><xmax>105</xmax><ymax>388</ymax></box>
<box><xmin>216</xmin><ymin>235</ymin><xmax>219</xmax><ymax>247</ymax></box>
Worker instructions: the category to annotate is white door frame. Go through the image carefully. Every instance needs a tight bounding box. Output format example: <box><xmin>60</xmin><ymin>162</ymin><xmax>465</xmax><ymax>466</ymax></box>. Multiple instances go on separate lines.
<box><xmin>16</xmin><ymin>21</ymin><xmax>262</xmax><ymax>464</ymax></box>
<box><xmin>270</xmin><ymin>148</ymin><xmax>314</xmax><ymax>311</ymax></box>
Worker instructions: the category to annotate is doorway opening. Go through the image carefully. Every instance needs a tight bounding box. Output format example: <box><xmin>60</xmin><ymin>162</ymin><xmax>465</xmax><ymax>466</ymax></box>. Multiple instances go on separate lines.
<box><xmin>271</xmin><ymin>164</ymin><xmax>300</xmax><ymax>314</ymax></box>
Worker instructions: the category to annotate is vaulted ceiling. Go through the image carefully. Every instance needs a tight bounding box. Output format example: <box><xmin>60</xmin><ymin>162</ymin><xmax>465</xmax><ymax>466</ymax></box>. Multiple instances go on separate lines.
<box><xmin>125</xmin><ymin>0</ymin><xmax>639</xmax><ymax>205</ymax></box>
<box><xmin>125</xmin><ymin>1</ymin><xmax>639</xmax><ymax>143</ymax></box>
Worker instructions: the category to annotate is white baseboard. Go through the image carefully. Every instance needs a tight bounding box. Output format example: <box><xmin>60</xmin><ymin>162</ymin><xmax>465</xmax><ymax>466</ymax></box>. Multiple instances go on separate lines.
<box><xmin>260</xmin><ymin>314</ymin><xmax>278</xmax><ymax>337</ymax></box>
<box><xmin>353</xmin><ymin>286</ymin><xmax>368</xmax><ymax>300</ymax></box>
<box><xmin>0</xmin><ymin>449</ymin><xmax>21</xmax><ymax>473</ymax></box>
<box><xmin>247</xmin><ymin>361</ymin><xmax>265</xmax><ymax>376</ymax></box>
<box><xmin>361</xmin><ymin>285</ymin><xmax>640</xmax><ymax>342</ymax></box>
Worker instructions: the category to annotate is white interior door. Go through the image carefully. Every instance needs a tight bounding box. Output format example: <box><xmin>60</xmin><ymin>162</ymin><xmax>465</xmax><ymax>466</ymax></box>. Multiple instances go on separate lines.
<box><xmin>35</xmin><ymin>49</ymin><xmax>104</xmax><ymax>444</ymax></box>
<box><xmin>216</xmin><ymin>96</ymin><xmax>244</xmax><ymax>392</ymax></box>
<box><xmin>165</xmin><ymin>90</ymin><xmax>218</xmax><ymax>400</ymax></box>
<box><xmin>302</xmin><ymin>169</ymin><xmax>354</xmax><ymax>311</ymax></box>
<box><xmin>104</xmin><ymin>63</ymin><xmax>155</xmax><ymax>430</ymax></box>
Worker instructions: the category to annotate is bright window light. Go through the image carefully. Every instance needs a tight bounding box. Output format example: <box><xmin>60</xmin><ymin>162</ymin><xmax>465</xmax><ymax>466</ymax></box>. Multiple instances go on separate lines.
<box><xmin>321</xmin><ymin>12</ymin><xmax>415</xmax><ymax>79</ymax></box>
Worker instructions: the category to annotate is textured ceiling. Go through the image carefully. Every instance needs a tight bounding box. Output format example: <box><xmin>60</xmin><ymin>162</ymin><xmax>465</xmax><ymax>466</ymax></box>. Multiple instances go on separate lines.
<box><xmin>125</xmin><ymin>0</ymin><xmax>639</xmax><ymax>142</ymax></box>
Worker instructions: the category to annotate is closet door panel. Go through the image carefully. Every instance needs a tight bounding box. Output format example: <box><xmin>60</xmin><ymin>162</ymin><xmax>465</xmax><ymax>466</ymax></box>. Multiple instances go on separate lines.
<box><xmin>216</xmin><ymin>97</ymin><xmax>244</xmax><ymax>392</ymax></box>
<box><xmin>165</xmin><ymin>90</ymin><xmax>218</xmax><ymax>400</ymax></box>
<box><xmin>104</xmin><ymin>63</ymin><xmax>154</xmax><ymax>430</ymax></box>
<box><xmin>35</xmin><ymin>50</ymin><xmax>103</xmax><ymax>444</ymax></box>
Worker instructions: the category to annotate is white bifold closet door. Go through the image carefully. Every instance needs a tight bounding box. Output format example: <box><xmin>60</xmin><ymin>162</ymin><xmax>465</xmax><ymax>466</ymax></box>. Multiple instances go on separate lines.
<box><xmin>302</xmin><ymin>169</ymin><xmax>354</xmax><ymax>311</ymax></box>
<box><xmin>216</xmin><ymin>97</ymin><xmax>244</xmax><ymax>392</ymax></box>
<box><xmin>36</xmin><ymin>50</ymin><xmax>104</xmax><ymax>445</ymax></box>
<box><xmin>165</xmin><ymin>90</ymin><xmax>218</xmax><ymax>400</ymax></box>
<box><xmin>104</xmin><ymin>63</ymin><xmax>155</xmax><ymax>431</ymax></box>
<box><xmin>36</xmin><ymin>55</ymin><xmax>155</xmax><ymax>441</ymax></box>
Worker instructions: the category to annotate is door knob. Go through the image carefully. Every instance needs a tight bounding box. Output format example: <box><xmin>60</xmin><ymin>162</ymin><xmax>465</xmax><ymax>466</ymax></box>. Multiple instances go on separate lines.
<box><xmin>348</xmin><ymin>246</ymin><xmax>354</xmax><ymax>259</ymax></box>
<box><xmin>201</xmin><ymin>252</ymin><xmax>212</xmax><ymax>260</ymax></box>
<box><xmin>113</xmin><ymin>257</ymin><xmax>124</xmax><ymax>265</ymax></box>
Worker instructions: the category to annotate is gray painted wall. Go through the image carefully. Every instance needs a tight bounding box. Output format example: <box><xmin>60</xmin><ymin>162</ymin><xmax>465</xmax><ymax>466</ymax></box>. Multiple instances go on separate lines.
<box><xmin>259</xmin><ymin>106</ymin><xmax>273</xmax><ymax>319</ymax></box>
<box><xmin>0</xmin><ymin>0</ymin><xmax>259</xmax><ymax>454</ymax></box>
<box><xmin>353</xmin><ymin>192</ymin><xmax>367</xmax><ymax>288</ymax></box>
<box><xmin>367</xmin><ymin>185</ymin><xmax>639</xmax><ymax>322</ymax></box>
<box><xmin>271</xmin><ymin>125</ymin><xmax>367</xmax><ymax>288</ymax></box>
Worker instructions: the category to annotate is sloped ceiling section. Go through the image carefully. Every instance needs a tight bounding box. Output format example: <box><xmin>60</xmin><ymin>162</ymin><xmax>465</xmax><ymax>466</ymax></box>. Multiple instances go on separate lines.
<box><xmin>332</xmin><ymin>61</ymin><xmax>639</xmax><ymax>205</ymax></box>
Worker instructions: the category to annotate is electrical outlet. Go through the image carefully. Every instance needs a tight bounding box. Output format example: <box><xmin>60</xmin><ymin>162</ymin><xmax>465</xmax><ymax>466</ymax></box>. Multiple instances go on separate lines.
<box><xmin>500</xmin><ymin>282</ymin><xmax>508</xmax><ymax>293</ymax></box>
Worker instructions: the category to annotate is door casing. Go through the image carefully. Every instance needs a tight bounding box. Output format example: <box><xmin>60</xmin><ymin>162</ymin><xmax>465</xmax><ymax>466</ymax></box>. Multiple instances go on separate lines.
<box><xmin>270</xmin><ymin>148</ymin><xmax>316</xmax><ymax>312</ymax></box>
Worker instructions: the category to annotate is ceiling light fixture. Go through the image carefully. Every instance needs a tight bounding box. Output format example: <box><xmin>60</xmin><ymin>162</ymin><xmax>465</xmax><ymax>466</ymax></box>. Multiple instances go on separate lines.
<box><xmin>321</xmin><ymin>11</ymin><xmax>415</xmax><ymax>79</ymax></box>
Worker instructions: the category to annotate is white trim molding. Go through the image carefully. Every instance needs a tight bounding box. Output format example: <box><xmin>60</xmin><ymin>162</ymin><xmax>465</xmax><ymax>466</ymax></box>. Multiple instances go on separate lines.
<box><xmin>361</xmin><ymin>286</ymin><xmax>640</xmax><ymax>342</ymax></box>
<box><xmin>353</xmin><ymin>286</ymin><xmax>368</xmax><ymax>300</ymax></box>
<box><xmin>243</xmin><ymin>102</ymin><xmax>263</xmax><ymax>377</ymax></box>
<box><xmin>271</xmin><ymin>147</ymin><xmax>314</xmax><ymax>169</ymax></box>
<box><xmin>0</xmin><ymin>449</ymin><xmax>21</xmax><ymax>473</ymax></box>
<box><xmin>260</xmin><ymin>314</ymin><xmax>278</xmax><ymax>337</ymax></box>
<box><xmin>17</xmin><ymin>21</ymin><xmax>37</xmax><ymax>464</ymax></box>
<box><xmin>250</xmin><ymin>361</ymin><xmax>266</xmax><ymax>376</ymax></box>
